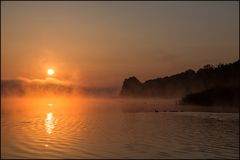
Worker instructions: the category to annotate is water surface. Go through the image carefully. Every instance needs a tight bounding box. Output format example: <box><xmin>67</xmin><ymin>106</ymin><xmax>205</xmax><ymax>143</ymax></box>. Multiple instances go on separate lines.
<box><xmin>1</xmin><ymin>98</ymin><xmax>239</xmax><ymax>159</ymax></box>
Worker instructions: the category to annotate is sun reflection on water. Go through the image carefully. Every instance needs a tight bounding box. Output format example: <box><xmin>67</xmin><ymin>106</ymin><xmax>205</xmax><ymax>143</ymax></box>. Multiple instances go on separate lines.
<box><xmin>45</xmin><ymin>102</ymin><xmax>58</xmax><ymax>135</ymax></box>
<box><xmin>45</xmin><ymin>112</ymin><xmax>56</xmax><ymax>134</ymax></box>
<box><xmin>44</xmin><ymin>102</ymin><xmax>60</xmax><ymax>147</ymax></box>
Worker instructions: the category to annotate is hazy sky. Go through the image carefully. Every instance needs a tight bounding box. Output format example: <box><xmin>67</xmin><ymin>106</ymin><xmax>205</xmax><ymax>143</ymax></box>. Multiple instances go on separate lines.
<box><xmin>1</xmin><ymin>1</ymin><xmax>239</xmax><ymax>87</ymax></box>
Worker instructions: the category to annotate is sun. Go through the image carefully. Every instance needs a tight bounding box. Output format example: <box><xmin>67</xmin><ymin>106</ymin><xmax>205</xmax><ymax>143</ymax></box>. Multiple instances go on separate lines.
<box><xmin>47</xmin><ymin>69</ymin><xmax>55</xmax><ymax>76</ymax></box>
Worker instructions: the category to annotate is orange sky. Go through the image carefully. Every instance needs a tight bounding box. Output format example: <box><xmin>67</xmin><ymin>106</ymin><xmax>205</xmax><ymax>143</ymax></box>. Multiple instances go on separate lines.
<box><xmin>1</xmin><ymin>1</ymin><xmax>239</xmax><ymax>87</ymax></box>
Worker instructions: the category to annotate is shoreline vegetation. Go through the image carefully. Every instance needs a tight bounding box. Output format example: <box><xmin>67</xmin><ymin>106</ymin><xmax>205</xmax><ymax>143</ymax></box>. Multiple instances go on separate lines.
<box><xmin>120</xmin><ymin>60</ymin><xmax>239</xmax><ymax>111</ymax></box>
<box><xmin>120</xmin><ymin>60</ymin><xmax>239</xmax><ymax>98</ymax></box>
<box><xmin>180</xmin><ymin>86</ymin><xmax>239</xmax><ymax>107</ymax></box>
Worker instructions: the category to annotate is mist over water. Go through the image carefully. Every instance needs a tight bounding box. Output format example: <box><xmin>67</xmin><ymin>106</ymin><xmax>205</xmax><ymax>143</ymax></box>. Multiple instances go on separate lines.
<box><xmin>1</xmin><ymin>97</ymin><xmax>239</xmax><ymax>159</ymax></box>
<box><xmin>1</xmin><ymin>78</ymin><xmax>120</xmax><ymax>98</ymax></box>
<box><xmin>1</xmin><ymin>1</ymin><xmax>239</xmax><ymax>158</ymax></box>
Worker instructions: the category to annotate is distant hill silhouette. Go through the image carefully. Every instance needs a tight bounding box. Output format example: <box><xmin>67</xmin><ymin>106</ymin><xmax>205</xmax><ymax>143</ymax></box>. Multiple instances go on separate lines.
<box><xmin>120</xmin><ymin>60</ymin><xmax>239</xmax><ymax>97</ymax></box>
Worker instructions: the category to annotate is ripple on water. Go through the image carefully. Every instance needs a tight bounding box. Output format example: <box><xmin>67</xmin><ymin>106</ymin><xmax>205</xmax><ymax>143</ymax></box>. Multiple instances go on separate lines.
<box><xmin>1</xmin><ymin>109</ymin><xmax>239</xmax><ymax>159</ymax></box>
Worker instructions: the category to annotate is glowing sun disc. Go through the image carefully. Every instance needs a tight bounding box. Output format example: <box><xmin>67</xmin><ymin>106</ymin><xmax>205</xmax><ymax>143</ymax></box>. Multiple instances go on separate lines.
<box><xmin>47</xmin><ymin>69</ymin><xmax>55</xmax><ymax>75</ymax></box>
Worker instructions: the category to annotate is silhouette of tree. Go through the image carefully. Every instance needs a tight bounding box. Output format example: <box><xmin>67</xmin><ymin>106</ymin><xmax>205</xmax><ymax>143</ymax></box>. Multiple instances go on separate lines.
<box><xmin>120</xmin><ymin>60</ymin><xmax>239</xmax><ymax>97</ymax></box>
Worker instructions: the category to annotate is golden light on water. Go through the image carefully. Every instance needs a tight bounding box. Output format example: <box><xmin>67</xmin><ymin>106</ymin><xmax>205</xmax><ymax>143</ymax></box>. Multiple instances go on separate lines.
<box><xmin>45</xmin><ymin>112</ymin><xmax>57</xmax><ymax>134</ymax></box>
<box><xmin>47</xmin><ymin>69</ymin><xmax>55</xmax><ymax>76</ymax></box>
